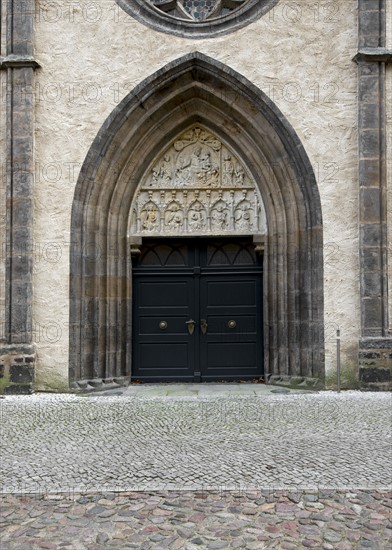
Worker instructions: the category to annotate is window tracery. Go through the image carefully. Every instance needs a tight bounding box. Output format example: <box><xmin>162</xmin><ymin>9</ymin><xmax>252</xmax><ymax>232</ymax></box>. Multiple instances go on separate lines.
<box><xmin>116</xmin><ymin>0</ymin><xmax>278</xmax><ymax>38</ymax></box>
<box><xmin>150</xmin><ymin>0</ymin><xmax>248</xmax><ymax>22</ymax></box>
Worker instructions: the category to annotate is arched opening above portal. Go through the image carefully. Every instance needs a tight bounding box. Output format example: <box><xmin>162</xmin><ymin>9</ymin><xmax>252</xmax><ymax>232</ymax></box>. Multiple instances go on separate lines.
<box><xmin>129</xmin><ymin>125</ymin><xmax>268</xmax><ymax>238</ymax></box>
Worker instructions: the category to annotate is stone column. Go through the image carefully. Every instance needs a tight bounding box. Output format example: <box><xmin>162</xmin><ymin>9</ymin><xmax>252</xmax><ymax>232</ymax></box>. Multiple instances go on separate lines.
<box><xmin>0</xmin><ymin>1</ymin><xmax>39</xmax><ymax>393</ymax></box>
<box><xmin>354</xmin><ymin>0</ymin><xmax>392</xmax><ymax>389</ymax></box>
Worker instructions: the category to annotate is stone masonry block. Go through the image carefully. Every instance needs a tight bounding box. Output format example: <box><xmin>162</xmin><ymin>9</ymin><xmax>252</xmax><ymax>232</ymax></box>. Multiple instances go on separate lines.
<box><xmin>10</xmin><ymin>363</ymin><xmax>34</xmax><ymax>384</ymax></box>
<box><xmin>360</xmin><ymin>187</ymin><xmax>381</xmax><ymax>222</ymax></box>
<box><xmin>362</xmin><ymin>297</ymin><xmax>383</xmax><ymax>329</ymax></box>
<box><xmin>358</xmin><ymin>103</ymin><xmax>379</xmax><ymax>129</ymax></box>
<box><xmin>359</xmin><ymin>159</ymin><xmax>380</xmax><ymax>187</ymax></box>
<box><xmin>359</xmin><ymin>129</ymin><xmax>381</xmax><ymax>159</ymax></box>
<box><xmin>362</xmin><ymin>272</ymin><xmax>382</xmax><ymax>297</ymax></box>
<box><xmin>359</xmin><ymin>77</ymin><xmax>379</xmax><ymax>103</ymax></box>
<box><xmin>360</xmin><ymin>224</ymin><xmax>381</xmax><ymax>247</ymax></box>
<box><xmin>359</xmin><ymin>12</ymin><xmax>382</xmax><ymax>38</ymax></box>
<box><xmin>359</xmin><ymin>366</ymin><xmax>391</xmax><ymax>384</ymax></box>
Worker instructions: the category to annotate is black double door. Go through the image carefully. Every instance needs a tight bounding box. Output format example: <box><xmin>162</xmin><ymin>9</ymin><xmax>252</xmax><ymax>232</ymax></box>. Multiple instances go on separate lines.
<box><xmin>132</xmin><ymin>239</ymin><xmax>263</xmax><ymax>382</ymax></box>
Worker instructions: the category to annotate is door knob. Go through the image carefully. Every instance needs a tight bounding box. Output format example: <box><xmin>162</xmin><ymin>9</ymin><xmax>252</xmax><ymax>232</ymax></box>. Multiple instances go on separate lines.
<box><xmin>185</xmin><ymin>319</ymin><xmax>195</xmax><ymax>335</ymax></box>
<box><xmin>200</xmin><ymin>319</ymin><xmax>208</xmax><ymax>335</ymax></box>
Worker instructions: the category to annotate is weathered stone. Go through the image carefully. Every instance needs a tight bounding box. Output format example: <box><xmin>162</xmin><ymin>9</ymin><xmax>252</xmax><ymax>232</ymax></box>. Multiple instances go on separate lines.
<box><xmin>96</xmin><ymin>533</ymin><xmax>109</xmax><ymax>544</ymax></box>
<box><xmin>323</xmin><ymin>531</ymin><xmax>343</xmax><ymax>543</ymax></box>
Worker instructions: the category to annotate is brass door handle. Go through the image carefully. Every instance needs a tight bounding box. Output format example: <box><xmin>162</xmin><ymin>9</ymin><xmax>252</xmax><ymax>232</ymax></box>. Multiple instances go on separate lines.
<box><xmin>185</xmin><ymin>319</ymin><xmax>195</xmax><ymax>335</ymax></box>
<box><xmin>200</xmin><ymin>319</ymin><xmax>208</xmax><ymax>335</ymax></box>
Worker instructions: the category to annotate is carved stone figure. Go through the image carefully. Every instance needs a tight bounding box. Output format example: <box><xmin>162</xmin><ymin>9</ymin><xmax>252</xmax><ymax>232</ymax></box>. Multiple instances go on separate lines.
<box><xmin>211</xmin><ymin>200</ymin><xmax>229</xmax><ymax>231</ymax></box>
<box><xmin>188</xmin><ymin>200</ymin><xmax>207</xmax><ymax>231</ymax></box>
<box><xmin>165</xmin><ymin>202</ymin><xmax>184</xmax><ymax>231</ymax></box>
<box><xmin>141</xmin><ymin>202</ymin><xmax>159</xmax><ymax>231</ymax></box>
<box><xmin>235</xmin><ymin>163</ymin><xmax>245</xmax><ymax>186</ymax></box>
<box><xmin>235</xmin><ymin>200</ymin><xmax>252</xmax><ymax>231</ymax></box>
<box><xmin>223</xmin><ymin>155</ymin><xmax>234</xmax><ymax>185</ymax></box>
<box><xmin>152</xmin><ymin>154</ymin><xmax>172</xmax><ymax>186</ymax></box>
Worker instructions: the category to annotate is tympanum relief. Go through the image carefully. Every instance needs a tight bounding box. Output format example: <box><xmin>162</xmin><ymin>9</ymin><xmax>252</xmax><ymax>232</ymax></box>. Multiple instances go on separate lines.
<box><xmin>129</xmin><ymin>126</ymin><xmax>267</xmax><ymax>237</ymax></box>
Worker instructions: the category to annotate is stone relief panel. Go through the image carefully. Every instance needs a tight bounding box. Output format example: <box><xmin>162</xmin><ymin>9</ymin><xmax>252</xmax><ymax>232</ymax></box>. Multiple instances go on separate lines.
<box><xmin>129</xmin><ymin>126</ymin><xmax>267</xmax><ymax>237</ymax></box>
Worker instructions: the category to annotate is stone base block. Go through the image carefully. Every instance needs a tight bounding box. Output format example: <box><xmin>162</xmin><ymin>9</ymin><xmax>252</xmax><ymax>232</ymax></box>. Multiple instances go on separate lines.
<box><xmin>71</xmin><ymin>376</ymin><xmax>130</xmax><ymax>392</ymax></box>
<box><xmin>0</xmin><ymin>345</ymin><xmax>35</xmax><ymax>395</ymax></box>
<box><xmin>266</xmin><ymin>374</ymin><xmax>323</xmax><ymax>390</ymax></box>
<box><xmin>359</xmin><ymin>338</ymin><xmax>392</xmax><ymax>391</ymax></box>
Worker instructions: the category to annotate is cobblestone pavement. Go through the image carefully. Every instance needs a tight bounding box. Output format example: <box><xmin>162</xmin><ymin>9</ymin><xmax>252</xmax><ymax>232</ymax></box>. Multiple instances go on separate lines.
<box><xmin>1</xmin><ymin>391</ymin><xmax>391</xmax><ymax>493</ymax></box>
<box><xmin>1</xmin><ymin>390</ymin><xmax>391</xmax><ymax>548</ymax></box>
<box><xmin>1</xmin><ymin>489</ymin><xmax>391</xmax><ymax>549</ymax></box>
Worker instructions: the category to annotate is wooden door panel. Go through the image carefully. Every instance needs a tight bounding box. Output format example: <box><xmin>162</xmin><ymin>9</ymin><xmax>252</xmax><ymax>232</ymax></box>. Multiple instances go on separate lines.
<box><xmin>132</xmin><ymin>275</ymin><xmax>195</xmax><ymax>380</ymax></box>
<box><xmin>138</xmin><ymin>343</ymin><xmax>189</xmax><ymax>369</ymax></box>
<box><xmin>206</xmin><ymin>342</ymin><xmax>257</xmax><ymax>367</ymax></box>
<box><xmin>206</xmin><ymin>279</ymin><xmax>256</xmax><ymax>306</ymax></box>
<box><xmin>138</xmin><ymin>280</ymin><xmax>190</xmax><ymax>308</ymax></box>
<box><xmin>200</xmin><ymin>273</ymin><xmax>262</xmax><ymax>380</ymax></box>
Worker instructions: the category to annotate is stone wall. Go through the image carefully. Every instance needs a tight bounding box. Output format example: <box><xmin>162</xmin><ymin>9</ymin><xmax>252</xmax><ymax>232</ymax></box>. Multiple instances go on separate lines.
<box><xmin>31</xmin><ymin>0</ymin><xmax>360</xmax><ymax>390</ymax></box>
<box><xmin>4</xmin><ymin>1</ymin><xmax>389</xmax><ymax>391</ymax></box>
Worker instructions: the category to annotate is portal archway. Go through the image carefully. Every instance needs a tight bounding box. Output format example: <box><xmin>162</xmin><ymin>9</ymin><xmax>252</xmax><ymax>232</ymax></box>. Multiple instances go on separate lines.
<box><xmin>69</xmin><ymin>52</ymin><xmax>324</xmax><ymax>388</ymax></box>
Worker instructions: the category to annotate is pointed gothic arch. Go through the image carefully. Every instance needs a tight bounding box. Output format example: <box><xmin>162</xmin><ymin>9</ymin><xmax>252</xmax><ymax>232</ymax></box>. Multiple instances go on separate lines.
<box><xmin>69</xmin><ymin>52</ymin><xmax>324</xmax><ymax>387</ymax></box>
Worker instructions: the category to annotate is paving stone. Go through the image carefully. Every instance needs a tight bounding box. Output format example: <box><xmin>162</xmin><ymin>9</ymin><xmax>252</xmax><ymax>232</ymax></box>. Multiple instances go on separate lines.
<box><xmin>0</xmin><ymin>392</ymin><xmax>391</xmax><ymax>549</ymax></box>
<box><xmin>323</xmin><ymin>530</ymin><xmax>343</xmax><ymax>543</ymax></box>
<box><xmin>96</xmin><ymin>533</ymin><xmax>110</xmax><ymax>544</ymax></box>
<box><xmin>302</xmin><ymin>540</ymin><xmax>321</xmax><ymax>548</ymax></box>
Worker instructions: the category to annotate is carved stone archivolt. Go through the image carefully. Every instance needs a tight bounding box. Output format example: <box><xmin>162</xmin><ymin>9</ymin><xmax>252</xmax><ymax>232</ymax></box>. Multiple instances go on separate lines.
<box><xmin>129</xmin><ymin>126</ymin><xmax>267</xmax><ymax>237</ymax></box>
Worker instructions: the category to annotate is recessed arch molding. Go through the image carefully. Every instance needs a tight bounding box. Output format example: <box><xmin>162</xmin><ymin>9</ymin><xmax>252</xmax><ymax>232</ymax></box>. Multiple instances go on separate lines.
<box><xmin>69</xmin><ymin>52</ymin><xmax>324</xmax><ymax>390</ymax></box>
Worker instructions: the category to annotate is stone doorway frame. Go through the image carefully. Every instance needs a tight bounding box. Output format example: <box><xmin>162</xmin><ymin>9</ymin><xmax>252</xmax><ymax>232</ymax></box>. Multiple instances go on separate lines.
<box><xmin>69</xmin><ymin>52</ymin><xmax>324</xmax><ymax>389</ymax></box>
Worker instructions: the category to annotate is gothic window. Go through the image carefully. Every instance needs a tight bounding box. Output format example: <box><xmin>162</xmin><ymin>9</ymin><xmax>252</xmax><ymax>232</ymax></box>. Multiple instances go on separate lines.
<box><xmin>116</xmin><ymin>0</ymin><xmax>278</xmax><ymax>38</ymax></box>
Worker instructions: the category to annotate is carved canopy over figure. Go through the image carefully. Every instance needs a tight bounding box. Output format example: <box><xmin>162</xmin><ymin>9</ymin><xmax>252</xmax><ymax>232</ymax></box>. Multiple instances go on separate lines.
<box><xmin>150</xmin><ymin>0</ymin><xmax>248</xmax><ymax>21</ymax></box>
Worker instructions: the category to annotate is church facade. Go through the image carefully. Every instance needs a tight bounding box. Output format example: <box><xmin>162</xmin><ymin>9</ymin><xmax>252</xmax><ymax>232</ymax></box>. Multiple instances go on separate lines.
<box><xmin>0</xmin><ymin>0</ymin><xmax>391</xmax><ymax>393</ymax></box>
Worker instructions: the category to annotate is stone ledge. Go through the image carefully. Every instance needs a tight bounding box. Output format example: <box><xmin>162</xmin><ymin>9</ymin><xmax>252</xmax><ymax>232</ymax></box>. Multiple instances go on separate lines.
<box><xmin>0</xmin><ymin>343</ymin><xmax>36</xmax><ymax>355</ymax></box>
<box><xmin>353</xmin><ymin>48</ymin><xmax>392</xmax><ymax>64</ymax></box>
<box><xmin>0</xmin><ymin>55</ymin><xmax>40</xmax><ymax>70</ymax></box>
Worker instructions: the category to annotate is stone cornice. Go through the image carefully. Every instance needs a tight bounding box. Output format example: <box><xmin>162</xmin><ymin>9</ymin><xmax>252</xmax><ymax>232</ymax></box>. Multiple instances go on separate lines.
<box><xmin>0</xmin><ymin>55</ymin><xmax>40</xmax><ymax>70</ymax></box>
<box><xmin>353</xmin><ymin>48</ymin><xmax>392</xmax><ymax>64</ymax></box>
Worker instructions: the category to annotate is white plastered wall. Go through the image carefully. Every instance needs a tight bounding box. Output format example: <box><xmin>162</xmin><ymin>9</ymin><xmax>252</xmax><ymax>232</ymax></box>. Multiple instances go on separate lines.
<box><xmin>33</xmin><ymin>0</ymin><xmax>359</xmax><ymax>389</ymax></box>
